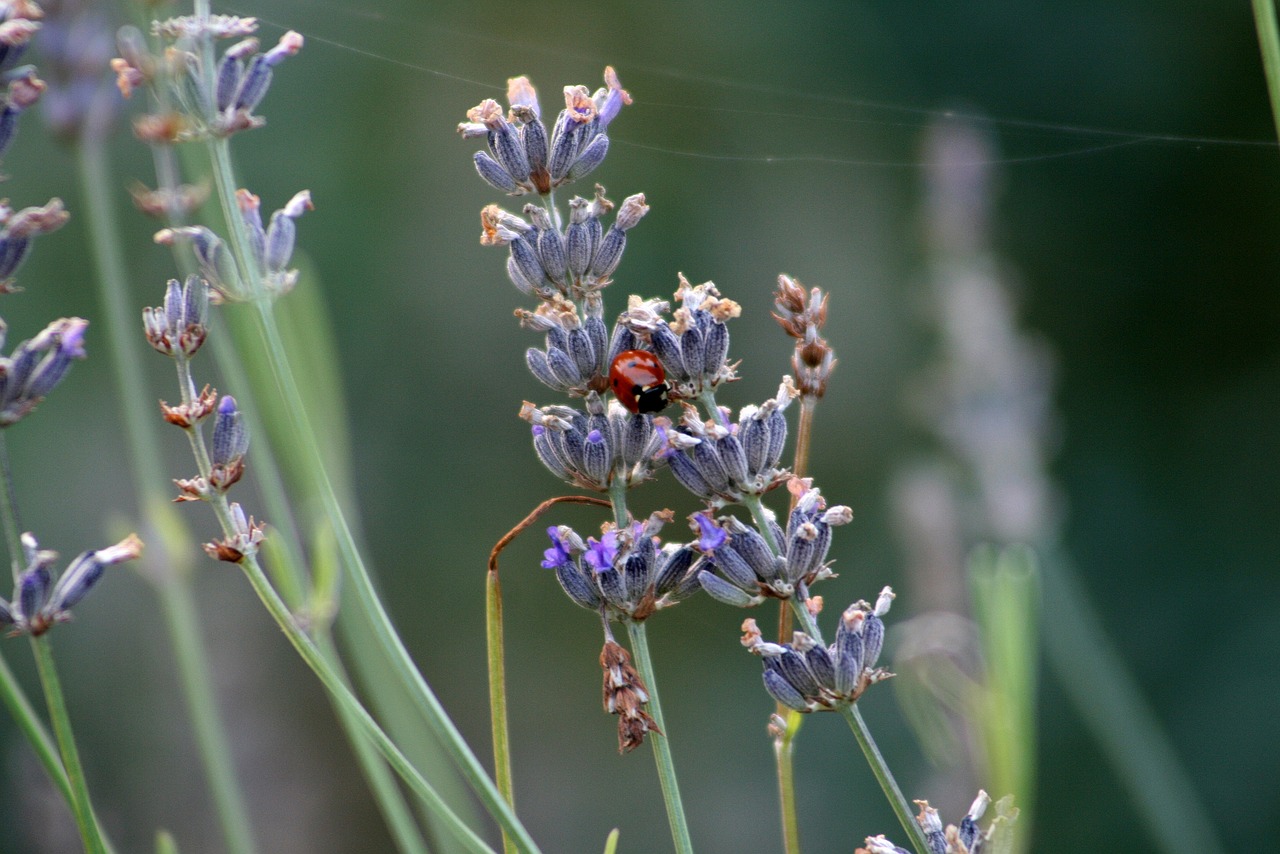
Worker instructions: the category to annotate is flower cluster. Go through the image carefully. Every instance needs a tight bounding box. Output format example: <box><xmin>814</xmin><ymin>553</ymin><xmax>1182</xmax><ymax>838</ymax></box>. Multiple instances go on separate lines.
<box><xmin>542</xmin><ymin>512</ymin><xmax>702</xmax><ymax>621</ymax></box>
<box><xmin>145</xmin><ymin>276</ymin><xmax>263</xmax><ymax>562</ymax></box>
<box><xmin>483</xmin><ymin>188</ymin><xmax>648</xmax><ymax>301</ymax></box>
<box><xmin>620</xmin><ymin>278</ymin><xmax>741</xmax><ymax>404</ymax></box>
<box><xmin>774</xmin><ymin>273</ymin><xmax>836</xmax><ymax>398</ymax></box>
<box><xmin>520</xmin><ymin>393</ymin><xmax>667</xmax><ymax>492</ymax></box>
<box><xmin>741</xmin><ymin>587</ymin><xmax>894</xmax><ymax>712</ymax></box>
<box><xmin>0</xmin><ymin>532</ymin><xmax>142</xmax><ymax>636</ymax></box>
<box><xmin>688</xmin><ymin>480</ymin><xmax>850</xmax><ymax>605</ymax></box>
<box><xmin>112</xmin><ymin>16</ymin><xmax>303</xmax><ymax>140</ymax></box>
<box><xmin>154</xmin><ymin>188</ymin><xmax>311</xmax><ymax>301</ymax></box>
<box><xmin>0</xmin><ymin>0</ymin><xmax>44</xmax><ymax>160</ymax></box>
<box><xmin>859</xmin><ymin>791</ymin><xmax>1018</xmax><ymax>854</ymax></box>
<box><xmin>459</xmin><ymin>69</ymin><xmax>630</xmax><ymax>197</ymax></box>
<box><xmin>0</xmin><ymin>314</ymin><xmax>86</xmax><ymax>426</ymax></box>
<box><xmin>661</xmin><ymin>382</ymin><xmax>794</xmax><ymax>505</ymax></box>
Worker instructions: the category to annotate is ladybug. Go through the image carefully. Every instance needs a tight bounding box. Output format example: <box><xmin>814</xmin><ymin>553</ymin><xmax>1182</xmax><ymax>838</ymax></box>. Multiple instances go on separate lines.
<box><xmin>609</xmin><ymin>349</ymin><xmax>670</xmax><ymax>414</ymax></box>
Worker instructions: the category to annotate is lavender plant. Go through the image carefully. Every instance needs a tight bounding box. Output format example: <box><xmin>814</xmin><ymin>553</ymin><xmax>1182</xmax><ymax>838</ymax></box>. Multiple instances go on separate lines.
<box><xmin>460</xmin><ymin>71</ymin><xmax>1011</xmax><ymax>853</ymax></box>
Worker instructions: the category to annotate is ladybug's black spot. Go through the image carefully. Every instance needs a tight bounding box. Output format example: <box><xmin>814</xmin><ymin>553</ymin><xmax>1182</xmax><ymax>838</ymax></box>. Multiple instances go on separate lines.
<box><xmin>633</xmin><ymin>382</ymin><xmax>670</xmax><ymax>414</ymax></box>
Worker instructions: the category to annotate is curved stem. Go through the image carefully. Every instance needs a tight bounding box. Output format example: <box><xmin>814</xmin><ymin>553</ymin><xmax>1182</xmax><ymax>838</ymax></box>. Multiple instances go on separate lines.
<box><xmin>625</xmin><ymin>620</ymin><xmax>694</xmax><ymax>854</ymax></box>
<box><xmin>838</xmin><ymin>705</ymin><xmax>931</xmax><ymax>854</ymax></box>
<box><xmin>247</xmin><ymin>303</ymin><xmax>539</xmax><ymax>852</ymax></box>
<box><xmin>31</xmin><ymin>636</ymin><xmax>107</xmax><ymax>854</ymax></box>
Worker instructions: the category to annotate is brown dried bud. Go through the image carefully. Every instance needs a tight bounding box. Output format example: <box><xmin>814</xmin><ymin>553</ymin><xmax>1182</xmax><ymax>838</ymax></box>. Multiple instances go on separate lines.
<box><xmin>600</xmin><ymin>640</ymin><xmax>661</xmax><ymax>753</ymax></box>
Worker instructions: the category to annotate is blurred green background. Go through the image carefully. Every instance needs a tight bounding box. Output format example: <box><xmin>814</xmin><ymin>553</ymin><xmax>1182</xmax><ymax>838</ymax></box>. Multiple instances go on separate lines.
<box><xmin>0</xmin><ymin>0</ymin><xmax>1276</xmax><ymax>851</ymax></box>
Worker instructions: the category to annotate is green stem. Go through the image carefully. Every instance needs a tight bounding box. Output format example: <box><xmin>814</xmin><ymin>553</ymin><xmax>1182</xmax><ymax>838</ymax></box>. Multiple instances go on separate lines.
<box><xmin>1252</xmin><ymin>0</ymin><xmax>1280</xmax><ymax>144</ymax></box>
<box><xmin>838</xmin><ymin>705</ymin><xmax>930</xmax><ymax>854</ymax></box>
<box><xmin>486</xmin><ymin>567</ymin><xmax>518</xmax><ymax>854</ymax></box>
<box><xmin>625</xmin><ymin>620</ymin><xmax>694</xmax><ymax>854</ymax></box>
<box><xmin>237</xmin><ymin>554</ymin><xmax>493</xmax><ymax>854</ymax></box>
<box><xmin>193</xmin><ymin>82</ymin><xmax>535</xmax><ymax>846</ymax></box>
<box><xmin>316</xmin><ymin>630</ymin><xmax>432</xmax><ymax>854</ymax></box>
<box><xmin>170</xmin><ymin>381</ymin><xmax>486</xmax><ymax>853</ymax></box>
<box><xmin>0</xmin><ymin>436</ymin><xmax>23</xmax><ymax>582</ymax></box>
<box><xmin>249</xmin><ymin>301</ymin><xmax>539</xmax><ymax>852</ymax></box>
<box><xmin>775</xmin><ymin>395</ymin><xmax>816</xmax><ymax>853</ymax></box>
<box><xmin>76</xmin><ymin>136</ymin><xmax>259</xmax><ymax>854</ymax></box>
<box><xmin>774</xmin><ymin>710</ymin><xmax>803</xmax><ymax>854</ymax></box>
<box><xmin>30</xmin><ymin>636</ymin><xmax>107</xmax><ymax>854</ymax></box>
<box><xmin>783</xmin><ymin>594</ymin><xmax>927</xmax><ymax>854</ymax></box>
<box><xmin>0</xmin><ymin>649</ymin><xmax>72</xmax><ymax>803</ymax></box>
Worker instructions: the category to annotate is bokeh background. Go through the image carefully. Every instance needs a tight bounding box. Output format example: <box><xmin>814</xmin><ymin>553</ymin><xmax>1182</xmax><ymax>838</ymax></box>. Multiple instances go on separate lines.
<box><xmin>0</xmin><ymin>0</ymin><xmax>1276</xmax><ymax>851</ymax></box>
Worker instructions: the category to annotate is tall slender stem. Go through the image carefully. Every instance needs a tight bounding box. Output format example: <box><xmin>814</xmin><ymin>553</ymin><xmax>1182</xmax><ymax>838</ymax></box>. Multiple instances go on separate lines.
<box><xmin>1253</xmin><ymin>0</ymin><xmax>1280</xmax><ymax>144</ymax></box>
<box><xmin>77</xmin><ymin>136</ymin><xmax>258</xmax><ymax>854</ymax></box>
<box><xmin>625</xmin><ymin>620</ymin><xmax>694</xmax><ymax>854</ymax></box>
<box><xmin>839</xmin><ymin>705</ymin><xmax>930</xmax><ymax>854</ymax></box>
<box><xmin>0</xmin><ymin>436</ymin><xmax>23</xmax><ymax>582</ymax></box>
<box><xmin>30</xmin><ymin>636</ymin><xmax>107</xmax><ymax>854</ymax></box>
<box><xmin>775</xmin><ymin>394</ymin><xmax>816</xmax><ymax>852</ymax></box>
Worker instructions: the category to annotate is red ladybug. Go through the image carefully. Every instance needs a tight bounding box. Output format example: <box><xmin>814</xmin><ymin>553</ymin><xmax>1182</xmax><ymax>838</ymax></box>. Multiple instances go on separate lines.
<box><xmin>609</xmin><ymin>349</ymin><xmax>670</xmax><ymax>414</ymax></box>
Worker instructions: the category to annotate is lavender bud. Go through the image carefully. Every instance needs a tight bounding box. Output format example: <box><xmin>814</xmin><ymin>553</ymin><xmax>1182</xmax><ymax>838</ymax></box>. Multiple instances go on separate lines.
<box><xmin>548</xmin><ymin>112</ymin><xmax>586</xmax><ymax>183</ymax></box>
<box><xmin>506</xmin><ymin>256</ymin><xmax>535</xmax><ymax>295</ymax></box>
<box><xmin>581</xmin><ymin>429</ymin><xmax>611</xmax><ymax>485</ymax></box>
<box><xmin>776</xmin><ymin>649</ymin><xmax>822</xmax><ymax>698</ymax></box>
<box><xmin>17</xmin><ymin>565</ymin><xmax>50</xmax><ymax>621</ymax></box>
<box><xmin>532</xmin><ymin>425</ymin><xmax>571</xmax><ymax>481</ymax></box>
<box><xmin>567</xmin><ymin>132</ymin><xmax>609</xmax><ymax>182</ymax></box>
<box><xmin>211</xmin><ymin>395</ymin><xmax>248</xmax><ymax>467</ymax></box>
<box><xmin>622</xmin><ymin>550</ymin><xmax>651</xmax><ymax>605</ymax></box>
<box><xmin>49</xmin><ymin>551</ymin><xmax>104</xmax><ymax>612</ymax></box>
<box><xmin>0</xmin><ymin>597</ymin><xmax>12</xmax><ymax>628</ymax></box>
<box><xmin>804</xmin><ymin>642</ymin><xmax>836</xmax><ymax>690</ymax></box>
<box><xmin>702</xmin><ymin>320</ymin><xmax>729</xmax><ymax>377</ymax></box>
<box><xmin>526</xmin><ymin>348</ymin><xmax>562</xmax><ymax>391</ymax></box>
<box><xmin>653</xmin><ymin>545</ymin><xmax>697</xmax><ymax>597</ymax></box>
<box><xmin>863</xmin><ymin>613</ymin><xmax>886</xmax><ymax>669</ymax></box>
<box><xmin>691</xmin><ymin>438</ymin><xmax>730</xmax><ymax>494</ymax></box>
<box><xmin>762</xmin><ymin>665</ymin><xmax>810</xmax><ymax>712</ymax></box>
<box><xmin>717</xmin><ymin>433</ymin><xmax>750</xmax><ymax>490</ymax></box>
<box><xmin>215</xmin><ymin>38</ymin><xmax>257</xmax><ymax>110</ymax></box>
<box><xmin>697</xmin><ymin>569</ymin><xmax>758</xmax><ymax>608</ymax></box>
<box><xmin>649</xmin><ymin>325</ymin><xmax>687</xmax><ymax>381</ymax></box>
<box><xmin>619</xmin><ymin>413</ymin><xmax>652</xmax><ymax>469</ymax></box>
<box><xmin>666</xmin><ymin>450</ymin><xmax>714</xmax><ymax>499</ymax></box>
<box><xmin>567</xmin><ymin>327</ymin><xmax>596</xmax><ymax>378</ymax></box>
<box><xmin>475</xmin><ymin>151</ymin><xmax>519</xmax><ymax>194</ymax></box>
<box><xmin>833</xmin><ymin>607</ymin><xmax>866</xmax><ymax>695</ymax></box>
<box><xmin>596</xmin><ymin>566</ymin><xmax>626</xmax><ymax>608</ymax></box>
<box><xmin>521</xmin><ymin>114</ymin><xmax>549</xmax><ymax>178</ymax></box>
<box><xmin>766</xmin><ymin>407</ymin><xmax>788</xmax><ymax>468</ymax></box>
<box><xmin>587</xmin><ymin>225</ymin><xmax>625</xmax><ymax>280</ymax></box>
<box><xmin>740</xmin><ymin>411</ymin><xmax>771</xmax><ymax>474</ymax></box>
<box><xmin>565</xmin><ymin>200</ymin><xmax>595</xmax><ymax>279</ymax></box>
<box><xmin>536</xmin><ymin>224</ymin><xmax>567</xmax><ymax>286</ymax></box>
<box><xmin>508</xmin><ymin>235</ymin><xmax>546</xmax><ymax>293</ymax></box>
<box><xmin>490</xmin><ymin>122</ymin><xmax>531</xmax><ymax>185</ymax></box>
<box><xmin>584</xmin><ymin>314</ymin><xmax>609</xmax><ymax>370</ymax></box>
<box><xmin>546</xmin><ymin>346</ymin><xmax>582</xmax><ymax>387</ymax></box>
<box><xmin>232</xmin><ymin>54</ymin><xmax>273</xmax><ymax>112</ymax></box>
<box><xmin>0</xmin><ymin>234</ymin><xmax>29</xmax><ymax>279</ymax></box>
<box><xmin>559</xmin><ymin>560</ymin><xmax>602</xmax><ymax>610</ymax></box>
<box><xmin>708</xmin><ymin>544</ymin><xmax>758</xmax><ymax>592</ymax></box>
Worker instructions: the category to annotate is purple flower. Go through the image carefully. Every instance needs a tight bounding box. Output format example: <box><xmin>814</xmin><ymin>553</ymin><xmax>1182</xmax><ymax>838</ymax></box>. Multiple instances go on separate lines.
<box><xmin>584</xmin><ymin>530</ymin><xmax>620</xmax><ymax>573</ymax></box>
<box><xmin>693</xmin><ymin>512</ymin><xmax>726</xmax><ymax>553</ymax></box>
<box><xmin>541</xmin><ymin>526</ymin><xmax>573</xmax><ymax>569</ymax></box>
